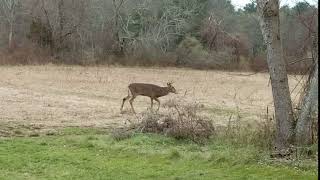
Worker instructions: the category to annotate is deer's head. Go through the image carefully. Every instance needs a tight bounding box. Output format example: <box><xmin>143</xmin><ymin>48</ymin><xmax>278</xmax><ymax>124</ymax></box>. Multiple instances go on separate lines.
<box><xmin>167</xmin><ymin>82</ymin><xmax>177</xmax><ymax>94</ymax></box>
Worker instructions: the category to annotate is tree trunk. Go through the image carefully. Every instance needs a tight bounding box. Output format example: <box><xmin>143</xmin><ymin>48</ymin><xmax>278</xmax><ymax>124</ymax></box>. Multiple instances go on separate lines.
<box><xmin>112</xmin><ymin>0</ymin><xmax>124</xmax><ymax>56</ymax></box>
<box><xmin>257</xmin><ymin>0</ymin><xmax>294</xmax><ymax>150</ymax></box>
<box><xmin>8</xmin><ymin>22</ymin><xmax>13</xmax><ymax>50</ymax></box>
<box><xmin>295</xmin><ymin>34</ymin><xmax>318</xmax><ymax>145</ymax></box>
<box><xmin>57</xmin><ymin>0</ymin><xmax>65</xmax><ymax>53</ymax></box>
<box><xmin>8</xmin><ymin>0</ymin><xmax>15</xmax><ymax>51</ymax></box>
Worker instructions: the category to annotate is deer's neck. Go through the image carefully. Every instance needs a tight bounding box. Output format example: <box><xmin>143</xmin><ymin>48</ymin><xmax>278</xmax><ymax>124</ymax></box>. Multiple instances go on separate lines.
<box><xmin>157</xmin><ymin>87</ymin><xmax>169</xmax><ymax>97</ymax></box>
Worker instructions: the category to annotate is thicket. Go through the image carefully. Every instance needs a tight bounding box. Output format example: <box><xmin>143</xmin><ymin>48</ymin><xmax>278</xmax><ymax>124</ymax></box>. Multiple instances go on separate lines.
<box><xmin>0</xmin><ymin>0</ymin><xmax>317</xmax><ymax>73</ymax></box>
<box><xmin>112</xmin><ymin>98</ymin><xmax>317</xmax><ymax>160</ymax></box>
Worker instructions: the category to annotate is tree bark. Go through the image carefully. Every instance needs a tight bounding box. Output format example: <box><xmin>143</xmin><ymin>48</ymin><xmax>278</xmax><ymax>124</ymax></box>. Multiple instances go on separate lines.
<box><xmin>8</xmin><ymin>22</ymin><xmax>13</xmax><ymax>50</ymax></box>
<box><xmin>8</xmin><ymin>0</ymin><xmax>16</xmax><ymax>51</ymax></box>
<box><xmin>112</xmin><ymin>0</ymin><xmax>125</xmax><ymax>56</ymax></box>
<box><xmin>257</xmin><ymin>0</ymin><xmax>295</xmax><ymax>150</ymax></box>
<box><xmin>57</xmin><ymin>0</ymin><xmax>65</xmax><ymax>53</ymax></box>
<box><xmin>295</xmin><ymin>33</ymin><xmax>318</xmax><ymax>145</ymax></box>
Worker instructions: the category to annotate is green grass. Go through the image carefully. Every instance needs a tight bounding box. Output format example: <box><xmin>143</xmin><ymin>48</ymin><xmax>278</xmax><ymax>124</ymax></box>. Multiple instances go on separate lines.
<box><xmin>0</xmin><ymin>128</ymin><xmax>317</xmax><ymax>180</ymax></box>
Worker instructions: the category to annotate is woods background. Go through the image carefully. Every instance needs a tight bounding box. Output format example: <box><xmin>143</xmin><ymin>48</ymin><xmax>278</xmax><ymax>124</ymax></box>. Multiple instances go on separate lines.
<box><xmin>0</xmin><ymin>0</ymin><xmax>318</xmax><ymax>73</ymax></box>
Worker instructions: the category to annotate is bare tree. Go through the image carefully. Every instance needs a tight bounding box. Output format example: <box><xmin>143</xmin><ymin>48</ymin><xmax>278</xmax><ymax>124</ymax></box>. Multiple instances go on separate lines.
<box><xmin>295</xmin><ymin>33</ymin><xmax>318</xmax><ymax>145</ymax></box>
<box><xmin>111</xmin><ymin>0</ymin><xmax>126</xmax><ymax>55</ymax></box>
<box><xmin>257</xmin><ymin>0</ymin><xmax>295</xmax><ymax>150</ymax></box>
<box><xmin>122</xmin><ymin>0</ymin><xmax>203</xmax><ymax>59</ymax></box>
<box><xmin>30</xmin><ymin>0</ymin><xmax>86</xmax><ymax>58</ymax></box>
<box><xmin>0</xmin><ymin>0</ymin><xmax>20</xmax><ymax>50</ymax></box>
<box><xmin>292</xmin><ymin>2</ymin><xmax>318</xmax><ymax>145</ymax></box>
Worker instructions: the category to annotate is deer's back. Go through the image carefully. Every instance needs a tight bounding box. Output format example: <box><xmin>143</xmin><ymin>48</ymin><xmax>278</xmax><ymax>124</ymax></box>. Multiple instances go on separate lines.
<box><xmin>129</xmin><ymin>83</ymin><xmax>167</xmax><ymax>97</ymax></box>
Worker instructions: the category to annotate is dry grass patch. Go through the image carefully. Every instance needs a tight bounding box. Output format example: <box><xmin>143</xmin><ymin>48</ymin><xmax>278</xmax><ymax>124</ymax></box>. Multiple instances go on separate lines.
<box><xmin>0</xmin><ymin>65</ymin><xmax>305</xmax><ymax>131</ymax></box>
<box><xmin>123</xmin><ymin>99</ymin><xmax>214</xmax><ymax>143</ymax></box>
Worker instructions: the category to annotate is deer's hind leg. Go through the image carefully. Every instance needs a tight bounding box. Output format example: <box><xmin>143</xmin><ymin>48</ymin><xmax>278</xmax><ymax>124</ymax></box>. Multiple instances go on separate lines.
<box><xmin>150</xmin><ymin>97</ymin><xmax>153</xmax><ymax>112</ymax></box>
<box><xmin>129</xmin><ymin>95</ymin><xmax>137</xmax><ymax>114</ymax></box>
<box><xmin>120</xmin><ymin>90</ymin><xmax>131</xmax><ymax>112</ymax></box>
<box><xmin>150</xmin><ymin>98</ymin><xmax>154</xmax><ymax>111</ymax></box>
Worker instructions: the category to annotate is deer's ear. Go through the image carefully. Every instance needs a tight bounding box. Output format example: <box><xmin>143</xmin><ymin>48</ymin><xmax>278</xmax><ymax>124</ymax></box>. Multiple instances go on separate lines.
<box><xmin>167</xmin><ymin>82</ymin><xmax>172</xmax><ymax>86</ymax></box>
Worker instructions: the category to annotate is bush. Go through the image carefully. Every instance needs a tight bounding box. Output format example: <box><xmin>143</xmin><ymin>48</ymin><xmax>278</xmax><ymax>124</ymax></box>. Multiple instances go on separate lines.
<box><xmin>117</xmin><ymin>98</ymin><xmax>276</xmax><ymax>149</ymax></box>
<box><xmin>176</xmin><ymin>36</ymin><xmax>209</xmax><ymax>67</ymax></box>
<box><xmin>176</xmin><ymin>36</ymin><xmax>246</xmax><ymax>70</ymax></box>
<box><xmin>127</xmin><ymin>99</ymin><xmax>215</xmax><ymax>143</ymax></box>
<box><xmin>0</xmin><ymin>44</ymin><xmax>53</xmax><ymax>65</ymax></box>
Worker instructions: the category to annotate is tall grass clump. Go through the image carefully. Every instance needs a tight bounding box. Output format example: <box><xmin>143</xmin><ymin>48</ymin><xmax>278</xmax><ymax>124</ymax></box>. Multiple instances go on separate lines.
<box><xmin>116</xmin><ymin>98</ymin><xmax>277</xmax><ymax>151</ymax></box>
<box><xmin>218</xmin><ymin>113</ymin><xmax>275</xmax><ymax>150</ymax></box>
<box><xmin>122</xmin><ymin>99</ymin><xmax>215</xmax><ymax>144</ymax></box>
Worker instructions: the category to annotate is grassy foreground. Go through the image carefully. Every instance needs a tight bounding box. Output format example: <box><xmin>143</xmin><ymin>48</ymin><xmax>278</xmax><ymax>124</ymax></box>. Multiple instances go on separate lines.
<box><xmin>0</xmin><ymin>128</ymin><xmax>317</xmax><ymax>180</ymax></box>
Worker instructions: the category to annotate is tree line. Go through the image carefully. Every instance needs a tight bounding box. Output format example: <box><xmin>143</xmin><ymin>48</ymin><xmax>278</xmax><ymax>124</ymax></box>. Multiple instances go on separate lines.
<box><xmin>0</xmin><ymin>0</ymin><xmax>318</xmax><ymax>72</ymax></box>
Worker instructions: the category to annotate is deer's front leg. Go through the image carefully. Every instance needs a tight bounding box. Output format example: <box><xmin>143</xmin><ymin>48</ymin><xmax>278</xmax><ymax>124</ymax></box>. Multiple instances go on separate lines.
<box><xmin>154</xmin><ymin>98</ymin><xmax>160</xmax><ymax>111</ymax></box>
<box><xmin>150</xmin><ymin>98</ymin><xmax>154</xmax><ymax>111</ymax></box>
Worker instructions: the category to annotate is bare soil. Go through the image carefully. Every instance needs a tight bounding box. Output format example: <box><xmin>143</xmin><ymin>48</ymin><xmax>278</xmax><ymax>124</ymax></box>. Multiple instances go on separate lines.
<box><xmin>0</xmin><ymin>65</ymin><xmax>305</xmax><ymax>136</ymax></box>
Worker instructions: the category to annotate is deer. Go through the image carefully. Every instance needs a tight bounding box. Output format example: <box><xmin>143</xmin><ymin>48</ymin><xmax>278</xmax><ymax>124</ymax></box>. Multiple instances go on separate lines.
<box><xmin>120</xmin><ymin>82</ymin><xmax>177</xmax><ymax>113</ymax></box>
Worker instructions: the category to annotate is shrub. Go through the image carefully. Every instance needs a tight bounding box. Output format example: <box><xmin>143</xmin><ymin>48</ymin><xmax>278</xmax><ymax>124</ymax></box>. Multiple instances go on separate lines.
<box><xmin>175</xmin><ymin>36</ymin><xmax>245</xmax><ymax>70</ymax></box>
<box><xmin>176</xmin><ymin>36</ymin><xmax>209</xmax><ymax>67</ymax></box>
<box><xmin>127</xmin><ymin>99</ymin><xmax>215</xmax><ymax>143</ymax></box>
<box><xmin>0</xmin><ymin>44</ymin><xmax>53</xmax><ymax>65</ymax></box>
